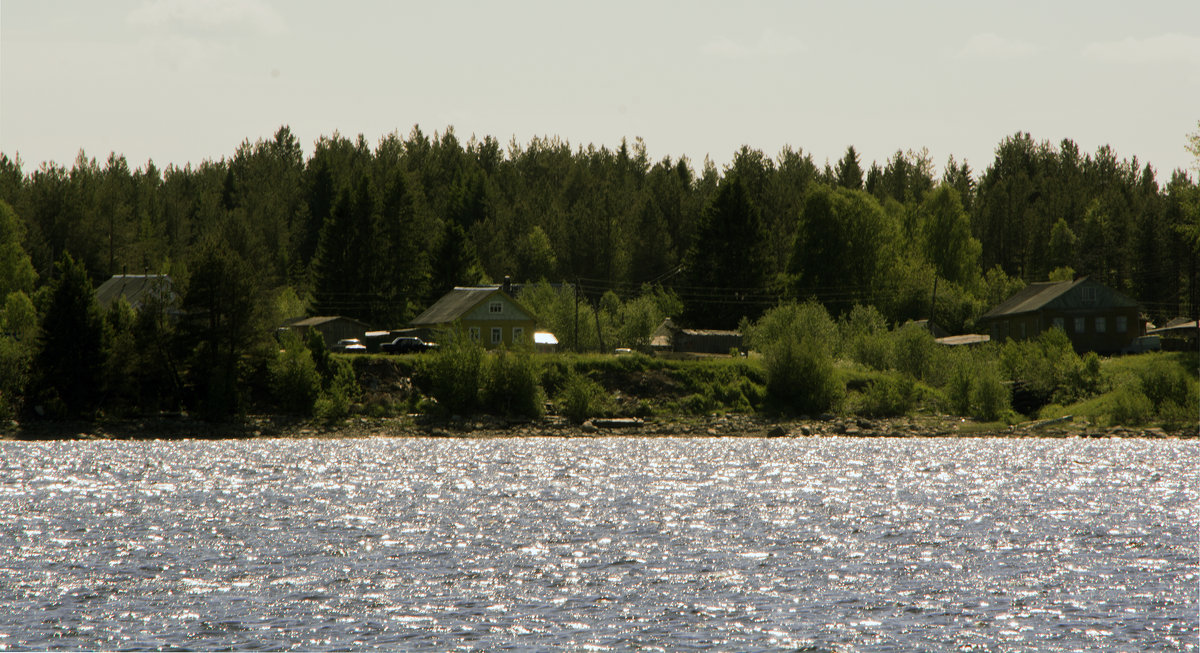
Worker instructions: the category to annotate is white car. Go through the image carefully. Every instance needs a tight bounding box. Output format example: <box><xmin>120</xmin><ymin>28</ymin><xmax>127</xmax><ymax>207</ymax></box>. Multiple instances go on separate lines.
<box><xmin>333</xmin><ymin>338</ymin><xmax>366</xmax><ymax>353</ymax></box>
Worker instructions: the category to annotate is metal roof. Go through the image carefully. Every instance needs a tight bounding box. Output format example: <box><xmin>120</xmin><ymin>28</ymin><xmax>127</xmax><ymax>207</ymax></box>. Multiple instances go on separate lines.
<box><xmin>94</xmin><ymin>274</ymin><xmax>176</xmax><ymax>310</ymax></box>
<box><xmin>1146</xmin><ymin>319</ymin><xmax>1198</xmax><ymax>335</ymax></box>
<box><xmin>979</xmin><ymin>277</ymin><xmax>1137</xmax><ymax>320</ymax></box>
<box><xmin>980</xmin><ymin>279</ymin><xmax>1082</xmax><ymax>319</ymax></box>
<box><xmin>410</xmin><ymin>287</ymin><xmax>534</xmax><ymax>326</ymax></box>
<box><xmin>288</xmin><ymin>315</ymin><xmax>371</xmax><ymax>329</ymax></box>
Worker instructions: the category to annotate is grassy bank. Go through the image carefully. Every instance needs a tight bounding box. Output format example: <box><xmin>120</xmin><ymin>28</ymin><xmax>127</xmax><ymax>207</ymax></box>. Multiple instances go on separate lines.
<box><xmin>346</xmin><ymin>343</ymin><xmax>1197</xmax><ymax>434</ymax></box>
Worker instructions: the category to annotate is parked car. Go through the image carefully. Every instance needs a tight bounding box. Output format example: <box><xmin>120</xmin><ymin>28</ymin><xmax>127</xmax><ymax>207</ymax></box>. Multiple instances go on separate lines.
<box><xmin>332</xmin><ymin>338</ymin><xmax>366</xmax><ymax>353</ymax></box>
<box><xmin>382</xmin><ymin>336</ymin><xmax>434</xmax><ymax>354</ymax></box>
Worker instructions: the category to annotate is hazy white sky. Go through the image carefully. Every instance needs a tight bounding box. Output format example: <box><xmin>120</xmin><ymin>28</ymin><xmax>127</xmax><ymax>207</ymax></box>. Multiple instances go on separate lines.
<box><xmin>3</xmin><ymin>1</ymin><xmax>1198</xmax><ymax>179</ymax></box>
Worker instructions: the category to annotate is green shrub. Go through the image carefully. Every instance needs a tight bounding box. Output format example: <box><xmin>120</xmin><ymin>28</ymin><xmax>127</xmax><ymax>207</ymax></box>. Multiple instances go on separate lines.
<box><xmin>1139</xmin><ymin>365</ymin><xmax>1191</xmax><ymax>411</ymax></box>
<box><xmin>946</xmin><ymin>363</ymin><xmax>973</xmax><ymax>416</ymax></box>
<box><xmin>971</xmin><ymin>366</ymin><xmax>1010</xmax><ymax>421</ymax></box>
<box><xmin>1108</xmin><ymin>386</ymin><xmax>1154</xmax><ymax>426</ymax></box>
<box><xmin>851</xmin><ymin>332</ymin><xmax>894</xmax><ymax>371</ymax></box>
<box><xmin>315</xmin><ymin>359</ymin><xmax>360</xmax><ymax>419</ymax></box>
<box><xmin>1157</xmin><ymin>400</ymin><xmax>1193</xmax><ymax>430</ymax></box>
<box><xmin>764</xmin><ymin>334</ymin><xmax>843</xmax><ymax>416</ymax></box>
<box><xmin>305</xmin><ymin>327</ymin><xmax>334</xmax><ymax>387</ymax></box>
<box><xmin>1000</xmin><ymin>328</ymin><xmax>1095</xmax><ymax>405</ymax></box>
<box><xmin>892</xmin><ymin>324</ymin><xmax>938</xmax><ymax>382</ymax></box>
<box><xmin>745</xmin><ymin>301</ymin><xmax>838</xmax><ymax>353</ymax></box>
<box><xmin>0</xmin><ymin>335</ymin><xmax>31</xmax><ymax>420</ymax></box>
<box><xmin>482</xmin><ymin>348</ymin><xmax>544</xmax><ymax>419</ymax></box>
<box><xmin>423</xmin><ymin>332</ymin><xmax>484</xmax><ymax>414</ymax></box>
<box><xmin>839</xmin><ymin>304</ymin><xmax>892</xmax><ymax>368</ymax></box>
<box><xmin>861</xmin><ymin>374</ymin><xmax>916</xmax><ymax>417</ymax></box>
<box><xmin>681</xmin><ymin>393</ymin><xmax>716</xmax><ymax>415</ymax></box>
<box><xmin>560</xmin><ymin>371</ymin><xmax>606</xmax><ymax>423</ymax></box>
<box><xmin>269</xmin><ymin>331</ymin><xmax>320</xmax><ymax>415</ymax></box>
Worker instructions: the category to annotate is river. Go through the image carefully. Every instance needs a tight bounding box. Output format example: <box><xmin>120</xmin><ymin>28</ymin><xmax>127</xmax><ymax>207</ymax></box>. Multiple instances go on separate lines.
<box><xmin>1</xmin><ymin>436</ymin><xmax>1196</xmax><ymax>651</ymax></box>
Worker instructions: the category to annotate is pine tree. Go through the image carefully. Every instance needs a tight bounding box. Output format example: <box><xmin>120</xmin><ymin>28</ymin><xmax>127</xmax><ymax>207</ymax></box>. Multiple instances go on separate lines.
<box><xmin>834</xmin><ymin>146</ymin><xmax>864</xmax><ymax>190</ymax></box>
<box><xmin>683</xmin><ymin>174</ymin><xmax>772</xmax><ymax>328</ymax></box>
<box><xmin>33</xmin><ymin>252</ymin><xmax>108</xmax><ymax>418</ymax></box>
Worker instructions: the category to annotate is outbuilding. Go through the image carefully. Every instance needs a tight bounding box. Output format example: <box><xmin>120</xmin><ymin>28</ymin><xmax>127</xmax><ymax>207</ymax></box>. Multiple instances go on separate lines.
<box><xmin>284</xmin><ymin>315</ymin><xmax>373</xmax><ymax>349</ymax></box>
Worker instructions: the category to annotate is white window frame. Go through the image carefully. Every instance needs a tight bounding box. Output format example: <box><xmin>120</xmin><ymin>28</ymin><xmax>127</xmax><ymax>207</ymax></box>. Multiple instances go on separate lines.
<box><xmin>512</xmin><ymin>327</ymin><xmax>524</xmax><ymax>342</ymax></box>
<box><xmin>1074</xmin><ymin>317</ymin><xmax>1086</xmax><ymax>333</ymax></box>
<box><xmin>468</xmin><ymin>326</ymin><xmax>480</xmax><ymax>342</ymax></box>
<box><xmin>491</xmin><ymin>327</ymin><xmax>502</xmax><ymax>344</ymax></box>
<box><xmin>1115</xmin><ymin>316</ymin><xmax>1128</xmax><ymax>333</ymax></box>
<box><xmin>1053</xmin><ymin>317</ymin><xmax>1065</xmax><ymax>331</ymax></box>
<box><xmin>1081</xmin><ymin>286</ymin><xmax>1097</xmax><ymax>304</ymax></box>
<box><xmin>489</xmin><ymin>301</ymin><xmax>503</xmax><ymax>314</ymax></box>
<box><xmin>1095</xmin><ymin>316</ymin><xmax>1107</xmax><ymax>334</ymax></box>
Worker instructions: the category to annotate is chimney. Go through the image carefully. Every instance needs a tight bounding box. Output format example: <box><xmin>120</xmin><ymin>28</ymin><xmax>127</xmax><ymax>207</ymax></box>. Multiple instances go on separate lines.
<box><xmin>502</xmin><ymin>275</ymin><xmax>512</xmax><ymax>295</ymax></box>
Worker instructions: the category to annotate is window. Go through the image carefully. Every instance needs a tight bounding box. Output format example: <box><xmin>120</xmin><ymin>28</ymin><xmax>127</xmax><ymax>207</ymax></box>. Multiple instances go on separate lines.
<box><xmin>1074</xmin><ymin>317</ymin><xmax>1086</xmax><ymax>333</ymax></box>
<box><xmin>491</xmin><ymin>327</ymin><xmax>502</xmax><ymax>344</ymax></box>
<box><xmin>1081</xmin><ymin>286</ymin><xmax>1097</xmax><ymax>304</ymax></box>
<box><xmin>489</xmin><ymin>301</ymin><xmax>503</xmax><ymax>314</ymax></box>
<box><xmin>512</xmin><ymin>327</ymin><xmax>524</xmax><ymax>342</ymax></box>
<box><xmin>1019</xmin><ymin>322</ymin><xmax>1026</xmax><ymax>339</ymax></box>
<box><xmin>1115</xmin><ymin>316</ymin><xmax>1128</xmax><ymax>333</ymax></box>
<box><xmin>468</xmin><ymin>327</ymin><xmax>480</xmax><ymax>342</ymax></box>
<box><xmin>1053</xmin><ymin>317</ymin><xmax>1065</xmax><ymax>331</ymax></box>
<box><xmin>1095</xmin><ymin>316</ymin><xmax>1106</xmax><ymax>334</ymax></box>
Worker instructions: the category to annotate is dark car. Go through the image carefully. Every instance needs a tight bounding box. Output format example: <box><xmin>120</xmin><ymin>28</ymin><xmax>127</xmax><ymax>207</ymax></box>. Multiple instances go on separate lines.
<box><xmin>382</xmin><ymin>336</ymin><xmax>434</xmax><ymax>354</ymax></box>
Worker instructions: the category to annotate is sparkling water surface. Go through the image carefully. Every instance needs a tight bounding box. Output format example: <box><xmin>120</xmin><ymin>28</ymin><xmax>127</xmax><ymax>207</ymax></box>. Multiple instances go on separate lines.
<box><xmin>0</xmin><ymin>436</ymin><xmax>1196</xmax><ymax>651</ymax></box>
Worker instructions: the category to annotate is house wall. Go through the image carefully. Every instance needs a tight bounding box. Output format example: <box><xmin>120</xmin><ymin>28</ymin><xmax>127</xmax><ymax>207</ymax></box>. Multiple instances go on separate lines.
<box><xmin>459</xmin><ymin>319</ymin><xmax>536</xmax><ymax>349</ymax></box>
<box><xmin>674</xmin><ymin>332</ymin><xmax>743</xmax><ymax>354</ymax></box>
<box><xmin>453</xmin><ymin>294</ymin><xmax>536</xmax><ymax>349</ymax></box>
<box><xmin>986</xmin><ymin>307</ymin><xmax>1141</xmax><ymax>354</ymax></box>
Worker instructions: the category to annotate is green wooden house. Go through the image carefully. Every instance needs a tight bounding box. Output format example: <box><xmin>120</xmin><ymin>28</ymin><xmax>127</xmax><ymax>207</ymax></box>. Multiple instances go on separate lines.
<box><xmin>977</xmin><ymin>277</ymin><xmax>1142</xmax><ymax>354</ymax></box>
<box><xmin>410</xmin><ymin>285</ymin><xmax>536</xmax><ymax>349</ymax></box>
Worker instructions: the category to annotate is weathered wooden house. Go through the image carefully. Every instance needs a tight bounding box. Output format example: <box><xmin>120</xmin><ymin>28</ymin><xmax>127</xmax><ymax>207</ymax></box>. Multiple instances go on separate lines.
<box><xmin>1146</xmin><ymin>317</ymin><xmax>1199</xmax><ymax>351</ymax></box>
<box><xmin>95</xmin><ymin>274</ymin><xmax>177</xmax><ymax>312</ymax></box>
<box><xmin>284</xmin><ymin>316</ymin><xmax>373</xmax><ymax>347</ymax></box>
<box><xmin>977</xmin><ymin>277</ymin><xmax>1142</xmax><ymax>354</ymax></box>
<box><xmin>650</xmin><ymin>318</ymin><xmax>743</xmax><ymax>355</ymax></box>
<box><xmin>410</xmin><ymin>284</ymin><xmax>537</xmax><ymax>349</ymax></box>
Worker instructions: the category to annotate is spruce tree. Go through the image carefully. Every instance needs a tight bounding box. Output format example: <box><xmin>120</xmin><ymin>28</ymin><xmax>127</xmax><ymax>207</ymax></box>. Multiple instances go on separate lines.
<box><xmin>33</xmin><ymin>252</ymin><xmax>108</xmax><ymax>418</ymax></box>
<box><xmin>683</xmin><ymin>174</ymin><xmax>771</xmax><ymax>328</ymax></box>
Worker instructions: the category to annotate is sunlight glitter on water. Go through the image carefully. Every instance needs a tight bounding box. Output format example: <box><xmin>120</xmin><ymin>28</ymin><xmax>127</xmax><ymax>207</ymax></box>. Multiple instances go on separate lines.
<box><xmin>0</xmin><ymin>437</ymin><xmax>1195</xmax><ymax>651</ymax></box>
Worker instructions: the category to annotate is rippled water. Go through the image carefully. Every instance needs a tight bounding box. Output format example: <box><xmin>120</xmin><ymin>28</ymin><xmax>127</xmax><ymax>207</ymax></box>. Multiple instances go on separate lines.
<box><xmin>0</xmin><ymin>436</ymin><xmax>1196</xmax><ymax>651</ymax></box>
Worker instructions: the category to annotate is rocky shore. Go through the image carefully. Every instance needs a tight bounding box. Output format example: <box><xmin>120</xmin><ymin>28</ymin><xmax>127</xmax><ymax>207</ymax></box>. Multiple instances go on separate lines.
<box><xmin>4</xmin><ymin>412</ymin><xmax>1195</xmax><ymax>440</ymax></box>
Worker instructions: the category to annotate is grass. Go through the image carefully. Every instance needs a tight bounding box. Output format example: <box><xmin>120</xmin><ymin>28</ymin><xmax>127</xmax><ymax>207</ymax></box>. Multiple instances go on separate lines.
<box><xmin>332</xmin><ymin>348</ymin><xmax>1197</xmax><ymax>431</ymax></box>
<box><xmin>1037</xmin><ymin>351</ymin><xmax>1198</xmax><ymax>429</ymax></box>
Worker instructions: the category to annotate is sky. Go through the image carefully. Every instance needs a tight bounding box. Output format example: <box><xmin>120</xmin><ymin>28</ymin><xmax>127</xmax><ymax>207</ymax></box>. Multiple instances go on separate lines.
<box><xmin>2</xmin><ymin>1</ymin><xmax>1199</xmax><ymax>180</ymax></box>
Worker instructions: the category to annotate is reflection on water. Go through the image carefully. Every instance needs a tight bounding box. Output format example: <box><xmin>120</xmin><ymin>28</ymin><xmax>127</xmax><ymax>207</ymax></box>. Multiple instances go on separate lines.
<box><xmin>0</xmin><ymin>437</ymin><xmax>1196</xmax><ymax>651</ymax></box>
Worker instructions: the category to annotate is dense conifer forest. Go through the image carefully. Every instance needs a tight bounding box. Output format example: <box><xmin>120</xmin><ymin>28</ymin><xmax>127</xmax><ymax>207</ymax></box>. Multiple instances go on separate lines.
<box><xmin>0</xmin><ymin>125</ymin><xmax>1197</xmax><ymax>421</ymax></box>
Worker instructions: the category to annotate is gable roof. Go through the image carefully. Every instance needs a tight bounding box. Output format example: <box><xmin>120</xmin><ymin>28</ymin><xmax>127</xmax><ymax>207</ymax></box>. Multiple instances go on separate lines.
<box><xmin>980</xmin><ymin>277</ymin><xmax>1137</xmax><ymax>320</ymax></box>
<box><xmin>95</xmin><ymin>274</ymin><xmax>176</xmax><ymax>310</ymax></box>
<box><xmin>652</xmin><ymin>318</ymin><xmax>741</xmax><ymax>338</ymax></box>
<box><xmin>287</xmin><ymin>315</ymin><xmax>372</xmax><ymax>329</ymax></box>
<box><xmin>410</xmin><ymin>286</ymin><xmax>534</xmax><ymax>326</ymax></box>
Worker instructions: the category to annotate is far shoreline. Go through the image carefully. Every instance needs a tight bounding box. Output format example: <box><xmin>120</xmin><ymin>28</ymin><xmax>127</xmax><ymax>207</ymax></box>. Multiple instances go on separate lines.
<box><xmin>3</xmin><ymin>413</ymin><xmax>1195</xmax><ymax>442</ymax></box>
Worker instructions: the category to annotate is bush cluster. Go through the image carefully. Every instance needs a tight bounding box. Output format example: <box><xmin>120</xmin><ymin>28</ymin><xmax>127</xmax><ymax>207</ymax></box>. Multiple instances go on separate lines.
<box><xmin>560</xmin><ymin>371</ymin><xmax>606</xmax><ymax>423</ymax></box>
<box><xmin>999</xmin><ymin>328</ymin><xmax>1100</xmax><ymax>405</ymax></box>
<box><xmin>419</xmin><ymin>334</ymin><xmax>545</xmax><ymax>419</ymax></box>
<box><xmin>482</xmin><ymin>349</ymin><xmax>545</xmax><ymax>419</ymax></box>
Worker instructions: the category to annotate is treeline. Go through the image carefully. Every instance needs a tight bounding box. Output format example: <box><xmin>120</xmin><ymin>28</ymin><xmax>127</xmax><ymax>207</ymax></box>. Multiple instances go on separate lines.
<box><xmin>0</xmin><ymin>126</ymin><xmax>1197</xmax><ymax>420</ymax></box>
<box><xmin>3</xmin><ymin>127</ymin><xmax>1198</xmax><ymax>327</ymax></box>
